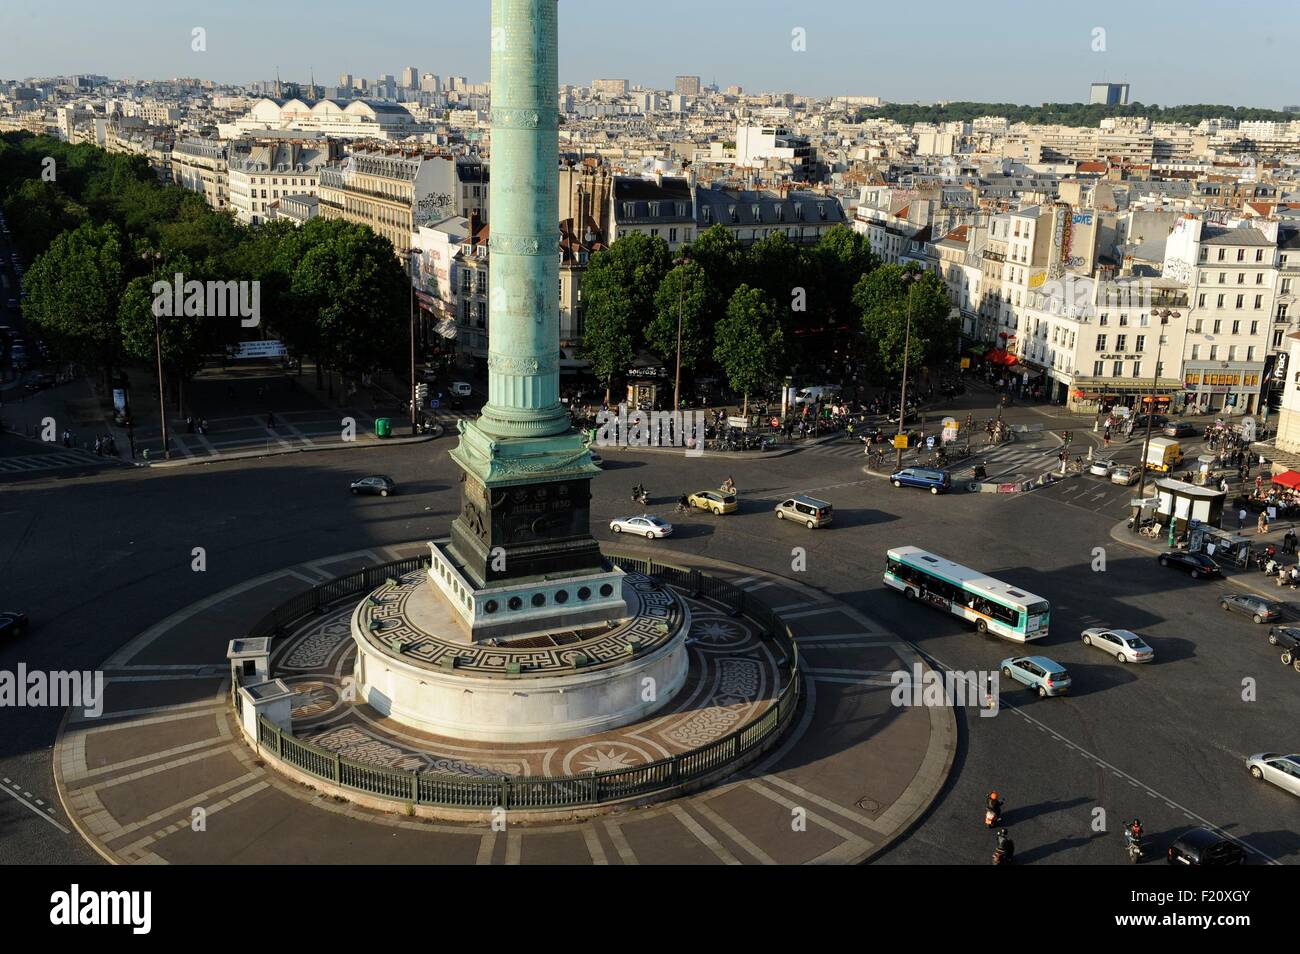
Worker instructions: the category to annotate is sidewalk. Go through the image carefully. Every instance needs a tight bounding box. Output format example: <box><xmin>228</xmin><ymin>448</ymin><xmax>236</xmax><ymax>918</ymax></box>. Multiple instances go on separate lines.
<box><xmin>1109</xmin><ymin>516</ymin><xmax>1300</xmax><ymax>607</ymax></box>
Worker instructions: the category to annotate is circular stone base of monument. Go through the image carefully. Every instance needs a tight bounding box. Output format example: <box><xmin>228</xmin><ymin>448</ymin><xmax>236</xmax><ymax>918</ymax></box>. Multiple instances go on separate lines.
<box><xmin>248</xmin><ymin>557</ymin><xmax>797</xmax><ymax>820</ymax></box>
<box><xmin>350</xmin><ymin>569</ymin><xmax>690</xmax><ymax>742</ymax></box>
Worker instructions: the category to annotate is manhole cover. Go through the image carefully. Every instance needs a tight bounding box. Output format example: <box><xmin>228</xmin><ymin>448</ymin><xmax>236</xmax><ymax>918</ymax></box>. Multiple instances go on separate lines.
<box><xmin>856</xmin><ymin>796</ymin><xmax>882</xmax><ymax>812</ymax></box>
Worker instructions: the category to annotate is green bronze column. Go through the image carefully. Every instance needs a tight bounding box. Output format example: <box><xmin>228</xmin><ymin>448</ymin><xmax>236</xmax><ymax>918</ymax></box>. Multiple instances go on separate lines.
<box><xmin>477</xmin><ymin>0</ymin><xmax>568</xmax><ymax>439</ymax></box>
<box><xmin>446</xmin><ymin>0</ymin><xmax>604</xmax><ymax>587</ymax></box>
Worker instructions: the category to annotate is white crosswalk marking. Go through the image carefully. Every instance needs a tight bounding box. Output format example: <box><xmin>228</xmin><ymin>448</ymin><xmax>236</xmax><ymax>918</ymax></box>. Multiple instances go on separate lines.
<box><xmin>0</xmin><ymin>450</ymin><xmax>108</xmax><ymax>474</ymax></box>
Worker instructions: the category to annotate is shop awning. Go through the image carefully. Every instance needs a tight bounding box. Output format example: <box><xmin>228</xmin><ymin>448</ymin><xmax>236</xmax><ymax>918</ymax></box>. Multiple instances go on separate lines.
<box><xmin>965</xmin><ymin>343</ymin><xmax>990</xmax><ymax>356</ymax></box>
<box><xmin>1272</xmin><ymin>470</ymin><xmax>1300</xmax><ymax>489</ymax></box>
<box><xmin>985</xmin><ymin>348</ymin><xmax>1016</xmax><ymax>366</ymax></box>
<box><xmin>433</xmin><ymin>318</ymin><xmax>457</xmax><ymax>339</ymax></box>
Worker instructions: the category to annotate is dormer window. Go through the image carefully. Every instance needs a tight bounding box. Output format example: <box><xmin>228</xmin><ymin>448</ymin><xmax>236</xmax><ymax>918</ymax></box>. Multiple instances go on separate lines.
<box><xmin>751</xmin><ymin>204</ymin><xmax>761</xmax><ymax>220</ymax></box>
<box><xmin>675</xmin><ymin>202</ymin><xmax>686</xmax><ymax>216</ymax></box>
<box><xmin>794</xmin><ymin>202</ymin><xmax>803</xmax><ymax>220</ymax></box>
<box><xmin>648</xmin><ymin>201</ymin><xmax>660</xmax><ymax>216</ymax></box>
<box><xmin>728</xmin><ymin>205</ymin><xmax>738</xmax><ymax>223</ymax></box>
<box><xmin>702</xmin><ymin>206</ymin><xmax>712</xmax><ymax>223</ymax></box>
<box><xmin>818</xmin><ymin>203</ymin><xmax>827</xmax><ymax>220</ymax></box>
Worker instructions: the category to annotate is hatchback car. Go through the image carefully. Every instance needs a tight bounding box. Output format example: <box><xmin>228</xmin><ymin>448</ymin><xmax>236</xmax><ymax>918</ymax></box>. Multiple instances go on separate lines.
<box><xmin>1131</xmin><ymin>414</ymin><xmax>1168</xmax><ymax>430</ymax></box>
<box><xmin>349</xmin><ymin>475</ymin><xmax>396</xmax><ymax>497</ymax></box>
<box><xmin>609</xmin><ymin>514</ymin><xmax>673</xmax><ymax>539</ymax></box>
<box><xmin>0</xmin><ymin>611</ymin><xmax>29</xmax><ymax>639</ymax></box>
<box><xmin>890</xmin><ymin>467</ymin><xmax>951</xmax><ymax>494</ymax></box>
<box><xmin>1166</xmin><ymin>827</ymin><xmax>1246</xmax><ymax>865</ymax></box>
<box><xmin>774</xmin><ymin>495</ymin><xmax>833</xmax><ymax>528</ymax></box>
<box><xmin>1110</xmin><ymin>465</ymin><xmax>1140</xmax><ymax>486</ymax></box>
<box><xmin>1266</xmin><ymin>625</ymin><xmax>1300</xmax><ymax>651</ymax></box>
<box><xmin>1246</xmin><ymin>753</ymin><xmax>1300</xmax><ymax>797</ymax></box>
<box><xmin>999</xmin><ymin>655</ymin><xmax>1072</xmax><ymax>697</ymax></box>
<box><xmin>1158</xmin><ymin>551</ymin><xmax>1220</xmax><ymax>579</ymax></box>
<box><xmin>688</xmin><ymin>490</ymin><xmax>737</xmax><ymax>514</ymax></box>
<box><xmin>1080</xmin><ymin>627</ymin><xmax>1155</xmax><ymax>663</ymax></box>
<box><xmin>1163</xmin><ymin>422</ymin><xmax>1198</xmax><ymax>438</ymax></box>
<box><xmin>1220</xmin><ymin>593</ymin><xmax>1283</xmax><ymax>623</ymax></box>
<box><xmin>1088</xmin><ymin>458</ymin><xmax>1114</xmax><ymax>477</ymax></box>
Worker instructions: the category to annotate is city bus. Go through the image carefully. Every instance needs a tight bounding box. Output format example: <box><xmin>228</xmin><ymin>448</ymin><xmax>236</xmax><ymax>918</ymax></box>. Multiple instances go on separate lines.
<box><xmin>883</xmin><ymin>546</ymin><xmax>1050</xmax><ymax>642</ymax></box>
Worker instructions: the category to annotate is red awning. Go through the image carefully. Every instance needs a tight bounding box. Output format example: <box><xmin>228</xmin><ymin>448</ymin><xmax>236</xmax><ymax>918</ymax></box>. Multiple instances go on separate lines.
<box><xmin>1272</xmin><ymin>470</ymin><xmax>1300</xmax><ymax>489</ymax></box>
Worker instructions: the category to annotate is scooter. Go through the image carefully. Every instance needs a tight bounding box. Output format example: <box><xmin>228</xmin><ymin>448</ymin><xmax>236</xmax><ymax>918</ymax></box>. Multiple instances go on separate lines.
<box><xmin>984</xmin><ymin>805</ymin><xmax>1002</xmax><ymax>829</ymax></box>
<box><xmin>1124</xmin><ymin>829</ymin><xmax>1145</xmax><ymax>864</ymax></box>
<box><xmin>631</xmin><ymin>488</ymin><xmax>648</xmax><ymax>506</ymax></box>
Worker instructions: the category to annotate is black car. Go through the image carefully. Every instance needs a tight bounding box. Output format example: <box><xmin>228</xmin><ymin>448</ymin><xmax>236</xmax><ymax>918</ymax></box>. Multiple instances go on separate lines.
<box><xmin>1131</xmin><ymin>414</ymin><xmax>1168</xmax><ymax>430</ymax></box>
<box><xmin>349</xmin><ymin>475</ymin><xmax>396</xmax><ymax>497</ymax></box>
<box><xmin>1167</xmin><ymin>827</ymin><xmax>1246</xmax><ymax>865</ymax></box>
<box><xmin>0</xmin><ymin>612</ymin><xmax>29</xmax><ymax>639</ymax></box>
<box><xmin>1267</xmin><ymin>625</ymin><xmax>1300</xmax><ymax>651</ymax></box>
<box><xmin>1158</xmin><ymin>551</ymin><xmax>1220</xmax><ymax>579</ymax></box>
<box><xmin>23</xmin><ymin>371</ymin><xmax>55</xmax><ymax>392</ymax></box>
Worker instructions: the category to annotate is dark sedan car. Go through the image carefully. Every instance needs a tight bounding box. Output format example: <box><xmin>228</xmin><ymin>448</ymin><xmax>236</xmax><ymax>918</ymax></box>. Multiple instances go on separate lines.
<box><xmin>1167</xmin><ymin>827</ymin><xmax>1246</xmax><ymax>866</ymax></box>
<box><xmin>0</xmin><ymin>611</ymin><xmax>29</xmax><ymax>639</ymax></box>
<box><xmin>349</xmin><ymin>475</ymin><xmax>396</xmax><ymax>497</ymax></box>
<box><xmin>1267</xmin><ymin>625</ymin><xmax>1300</xmax><ymax>651</ymax></box>
<box><xmin>1219</xmin><ymin>593</ymin><xmax>1283</xmax><ymax>623</ymax></box>
<box><xmin>1158</xmin><ymin>551</ymin><xmax>1220</xmax><ymax>579</ymax></box>
<box><xmin>23</xmin><ymin>371</ymin><xmax>55</xmax><ymax>392</ymax></box>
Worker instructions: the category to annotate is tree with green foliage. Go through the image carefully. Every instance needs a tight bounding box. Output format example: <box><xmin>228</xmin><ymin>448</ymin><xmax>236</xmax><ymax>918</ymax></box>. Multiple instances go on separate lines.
<box><xmin>289</xmin><ymin>221</ymin><xmax>408</xmax><ymax>390</ymax></box>
<box><xmin>714</xmin><ymin>284</ymin><xmax>784</xmax><ymax>416</ymax></box>
<box><xmin>581</xmin><ymin>232</ymin><xmax>672</xmax><ymax>401</ymax></box>
<box><xmin>647</xmin><ymin>259</ymin><xmax>716</xmax><ymax>380</ymax></box>
<box><xmin>684</xmin><ymin>224</ymin><xmax>744</xmax><ymax>301</ymax></box>
<box><xmin>22</xmin><ymin>221</ymin><xmax>126</xmax><ymax>387</ymax></box>
<box><xmin>853</xmin><ymin>265</ymin><xmax>956</xmax><ymax>381</ymax></box>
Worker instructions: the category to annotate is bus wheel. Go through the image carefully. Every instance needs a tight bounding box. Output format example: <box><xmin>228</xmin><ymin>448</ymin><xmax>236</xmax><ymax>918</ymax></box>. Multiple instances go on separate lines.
<box><xmin>976</xmin><ymin>619</ymin><xmax>988</xmax><ymax>635</ymax></box>
<box><xmin>904</xmin><ymin>588</ymin><xmax>916</xmax><ymax>601</ymax></box>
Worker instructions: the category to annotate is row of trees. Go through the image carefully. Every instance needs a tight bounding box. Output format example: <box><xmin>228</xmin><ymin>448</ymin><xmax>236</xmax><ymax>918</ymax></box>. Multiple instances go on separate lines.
<box><xmin>581</xmin><ymin>224</ymin><xmax>957</xmax><ymax>412</ymax></box>
<box><xmin>0</xmin><ymin>133</ymin><xmax>409</xmax><ymax>404</ymax></box>
<box><xmin>869</xmin><ymin>101</ymin><xmax>1300</xmax><ymax>128</ymax></box>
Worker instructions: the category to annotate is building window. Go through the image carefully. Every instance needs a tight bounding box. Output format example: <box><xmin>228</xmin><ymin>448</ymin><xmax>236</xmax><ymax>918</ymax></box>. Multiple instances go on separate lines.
<box><xmin>1256</xmin><ymin>248</ymin><xmax>1264</xmax><ymax>261</ymax></box>
<box><xmin>1213</xmin><ymin>320</ymin><xmax>1221</xmax><ymax>333</ymax></box>
<box><xmin>1096</xmin><ymin>334</ymin><xmax>1107</xmax><ymax>350</ymax></box>
<box><xmin>1236</xmin><ymin>294</ymin><xmax>1244</xmax><ymax>309</ymax></box>
<box><xmin>1197</xmin><ymin>293</ymin><xmax>1205</xmax><ymax>308</ymax></box>
<box><xmin>1255</xmin><ymin>295</ymin><xmax>1263</xmax><ymax>309</ymax></box>
<box><xmin>1136</xmin><ymin>335</ymin><xmax>1146</xmax><ymax>352</ymax></box>
<box><xmin>1209</xmin><ymin>345</ymin><xmax>1218</xmax><ymax>360</ymax></box>
<box><xmin>1247</xmin><ymin>346</ymin><xmax>1255</xmax><ymax>361</ymax></box>
<box><xmin>1216</xmin><ymin>294</ymin><xmax>1225</xmax><ymax>308</ymax></box>
<box><xmin>1191</xmin><ymin>345</ymin><xmax>1200</xmax><ymax>360</ymax></box>
<box><xmin>1217</xmin><ymin>248</ymin><xmax>1225</xmax><ymax>261</ymax></box>
<box><xmin>1112</xmin><ymin>360</ymin><xmax>1123</xmax><ymax>377</ymax></box>
<box><xmin>1132</xmin><ymin>362</ymin><xmax>1142</xmax><ymax>377</ymax></box>
<box><xmin>1236</xmin><ymin>248</ymin><xmax>1245</xmax><ymax>261</ymax></box>
<box><xmin>1232</xmin><ymin>320</ymin><xmax>1240</xmax><ymax>334</ymax></box>
<box><xmin>1093</xmin><ymin>360</ymin><xmax>1104</xmax><ymax>376</ymax></box>
<box><xmin>1116</xmin><ymin>334</ymin><xmax>1127</xmax><ymax>351</ymax></box>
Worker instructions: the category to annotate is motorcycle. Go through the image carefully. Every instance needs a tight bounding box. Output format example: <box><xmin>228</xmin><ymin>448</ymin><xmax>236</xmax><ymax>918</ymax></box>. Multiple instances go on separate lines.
<box><xmin>631</xmin><ymin>489</ymin><xmax>648</xmax><ymax>506</ymax></box>
<box><xmin>1124</xmin><ymin>829</ymin><xmax>1145</xmax><ymax>864</ymax></box>
<box><xmin>992</xmin><ymin>833</ymin><xmax>1014</xmax><ymax>865</ymax></box>
<box><xmin>984</xmin><ymin>806</ymin><xmax>1002</xmax><ymax>829</ymax></box>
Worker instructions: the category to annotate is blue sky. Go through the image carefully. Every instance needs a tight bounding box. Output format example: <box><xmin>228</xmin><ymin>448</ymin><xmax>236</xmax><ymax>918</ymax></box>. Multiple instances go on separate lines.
<box><xmin>2</xmin><ymin>0</ymin><xmax>1296</xmax><ymax>107</ymax></box>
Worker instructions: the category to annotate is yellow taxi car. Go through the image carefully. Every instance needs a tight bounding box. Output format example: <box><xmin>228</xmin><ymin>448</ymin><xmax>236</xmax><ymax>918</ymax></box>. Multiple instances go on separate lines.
<box><xmin>688</xmin><ymin>489</ymin><xmax>738</xmax><ymax>515</ymax></box>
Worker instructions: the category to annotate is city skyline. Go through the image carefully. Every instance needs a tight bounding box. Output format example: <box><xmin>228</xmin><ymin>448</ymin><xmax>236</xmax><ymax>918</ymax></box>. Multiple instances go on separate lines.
<box><xmin>2</xmin><ymin>0</ymin><xmax>1298</xmax><ymax>107</ymax></box>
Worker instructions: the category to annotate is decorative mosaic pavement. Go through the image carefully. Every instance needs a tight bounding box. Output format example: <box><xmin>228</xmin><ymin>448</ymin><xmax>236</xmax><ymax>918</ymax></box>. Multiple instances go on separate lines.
<box><xmin>270</xmin><ymin>579</ymin><xmax>787</xmax><ymax>778</ymax></box>
<box><xmin>353</xmin><ymin>570</ymin><xmax>682</xmax><ymax>674</ymax></box>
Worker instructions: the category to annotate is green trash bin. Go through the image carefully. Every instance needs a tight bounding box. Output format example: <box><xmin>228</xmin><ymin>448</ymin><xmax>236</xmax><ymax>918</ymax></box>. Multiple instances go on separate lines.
<box><xmin>375</xmin><ymin>417</ymin><xmax>392</xmax><ymax>438</ymax></box>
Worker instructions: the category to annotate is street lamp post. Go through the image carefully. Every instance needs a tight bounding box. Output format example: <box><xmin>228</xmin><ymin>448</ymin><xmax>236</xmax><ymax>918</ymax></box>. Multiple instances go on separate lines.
<box><xmin>894</xmin><ymin>272</ymin><xmax>921</xmax><ymax>471</ymax></box>
<box><xmin>1132</xmin><ymin>308</ymin><xmax>1179</xmax><ymax>533</ymax></box>
<box><xmin>672</xmin><ymin>255</ymin><xmax>690</xmax><ymax>413</ymax></box>
<box><xmin>408</xmin><ymin>248</ymin><xmax>423</xmax><ymax>435</ymax></box>
<box><xmin>153</xmin><ymin>307</ymin><xmax>170</xmax><ymax>461</ymax></box>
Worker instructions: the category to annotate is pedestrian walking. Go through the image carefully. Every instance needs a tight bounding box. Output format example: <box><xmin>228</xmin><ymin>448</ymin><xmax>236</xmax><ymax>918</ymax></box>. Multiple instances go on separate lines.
<box><xmin>1258</xmin><ymin>512</ymin><xmax>1269</xmax><ymax>535</ymax></box>
<box><xmin>93</xmin><ymin>436</ymin><xmax>102</xmax><ymax>456</ymax></box>
<box><xmin>1239</xmin><ymin>507</ymin><xmax>1248</xmax><ymax>530</ymax></box>
<box><xmin>266</xmin><ymin>412</ymin><xmax>276</xmax><ymax>429</ymax></box>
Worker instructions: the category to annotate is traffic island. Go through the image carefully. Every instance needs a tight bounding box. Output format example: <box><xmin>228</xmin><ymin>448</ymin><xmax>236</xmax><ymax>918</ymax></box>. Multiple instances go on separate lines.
<box><xmin>54</xmin><ymin>543</ymin><xmax>953</xmax><ymax>865</ymax></box>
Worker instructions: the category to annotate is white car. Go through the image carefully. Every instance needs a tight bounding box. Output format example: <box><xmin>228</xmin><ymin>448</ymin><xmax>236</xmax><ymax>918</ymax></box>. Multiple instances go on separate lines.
<box><xmin>1110</xmin><ymin>464</ymin><xmax>1140</xmax><ymax>486</ymax></box>
<box><xmin>609</xmin><ymin>514</ymin><xmax>673</xmax><ymax>539</ymax></box>
<box><xmin>1088</xmin><ymin>458</ymin><xmax>1114</xmax><ymax>477</ymax></box>
<box><xmin>1081</xmin><ymin>627</ymin><xmax>1155</xmax><ymax>663</ymax></box>
<box><xmin>1246</xmin><ymin>753</ymin><xmax>1300</xmax><ymax>797</ymax></box>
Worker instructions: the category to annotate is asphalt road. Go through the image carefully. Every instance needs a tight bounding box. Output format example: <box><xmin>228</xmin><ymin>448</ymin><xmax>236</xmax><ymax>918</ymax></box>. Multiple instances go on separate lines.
<box><xmin>1</xmin><ymin>387</ymin><xmax>1296</xmax><ymax>865</ymax></box>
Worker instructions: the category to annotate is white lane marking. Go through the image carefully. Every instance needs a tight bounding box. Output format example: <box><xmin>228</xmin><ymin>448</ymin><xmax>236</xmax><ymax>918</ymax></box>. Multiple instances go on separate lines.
<box><xmin>918</xmin><ymin>648</ymin><xmax>1281</xmax><ymax>866</ymax></box>
<box><xmin>0</xmin><ymin>777</ymin><xmax>70</xmax><ymax>833</ymax></box>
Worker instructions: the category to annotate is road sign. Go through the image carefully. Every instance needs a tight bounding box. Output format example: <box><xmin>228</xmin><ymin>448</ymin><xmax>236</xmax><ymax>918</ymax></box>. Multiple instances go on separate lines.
<box><xmin>430</xmin><ymin>399</ymin><xmax>440</xmax><ymax>409</ymax></box>
<box><xmin>893</xmin><ymin>434</ymin><xmax>908</xmax><ymax>449</ymax></box>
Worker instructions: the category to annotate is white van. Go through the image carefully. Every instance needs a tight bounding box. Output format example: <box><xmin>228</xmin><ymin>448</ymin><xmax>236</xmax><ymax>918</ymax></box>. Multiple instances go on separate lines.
<box><xmin>793</xmin><ymin>385</ymin><xmax>839</xmax><ymax>407</ymax></box>
<box><xmin>450</xmin><ymin>381</ymin><xmax>473</xmax><ymax>397</ymax></box>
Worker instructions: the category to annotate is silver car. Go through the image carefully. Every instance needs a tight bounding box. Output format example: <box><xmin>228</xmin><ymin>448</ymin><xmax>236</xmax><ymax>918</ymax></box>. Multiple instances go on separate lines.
<box><xmin>1081</xmin><ymin>627</ymin><xmax>1155</xmax><ymax>663</ymax></box>
<box><xmin>609</xmin><ymin>514</ymin><xmax>673</xmax><ymax>539</ymax></box>
<box><xmin>1246</xmin><ymin>753</ymin><xmax>1300</xmax><ymax>797</ymax></box>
